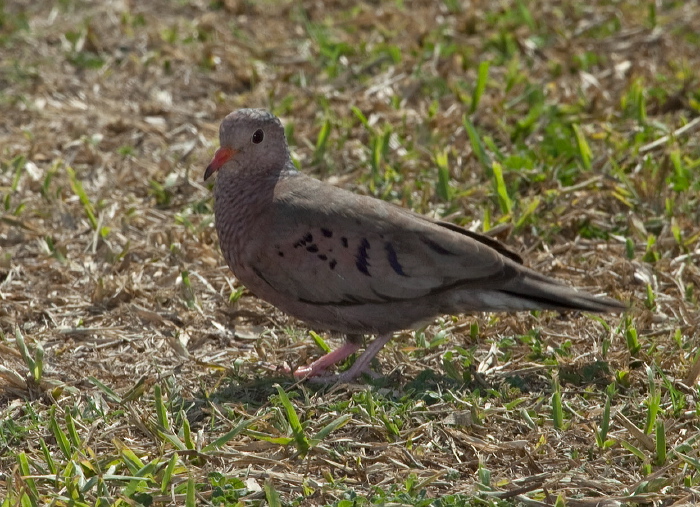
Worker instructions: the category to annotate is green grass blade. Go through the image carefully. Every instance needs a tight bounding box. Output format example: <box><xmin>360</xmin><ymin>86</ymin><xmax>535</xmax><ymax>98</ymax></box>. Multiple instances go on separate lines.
<box><xmin>655</xmin><ymin>419</ymin><xmax>666</xmax><ymax>465</ymax></box>
<box><xmin>88</xmin><ymin>376</ymin><xmax>122</xmax><ymax>403</ymax></box>
<box><xmin>351</xmin><ymin>106</ymin><xmax>370</xmax><ymax>130</ymax></box>
<box><xmin>245</xmin><ymin>430</ymin><xmax>293</xmax><ymax>446</ymax></box>
<box><xmin>462</xmin><ymin>115</ymin><xmax>491</xmax><ymax>173</ymax></box>
<box><xmin>118</xmin><ymin>442</ymin><xmax>146</xmax><ymax>474</ymax></box>
<box><xmin>470</xmin><ymin>60</ymin><xmax>490</xmax><ymax>113</ymax></box>
<box><xmin>619</xmin><ymin>440</ymin><xmax>647</xmax><ymax>461</ymax></box>
<box><xmin>65</xmin><ymin>165</ymin><xmax>98</xmax><ymax>230</ymax></box>
<box><xmin>121</xmin><ymin>460</ymin><xmax>158</xmax><ymax>497</ymax></box>
<box><xmin>181</xmin><ymin>411</ymin><xmax>194</xmax><ymax>450</ymax></box>
<box><xmin>39</xmin><ymin>438</ymin><xmax>57</xmax><ymax>476</ymax></box>
<box><xmin>186</xmin><ymin>476</ymin><xmax>196</xmax><ymax>507</ymax></box>
<box><xmin>180</xmin><ymin>271</ymin><xmax>196</xmax><ymax>310</ymax></box>
<box><xmin>520</xmin><ymin>408</ymin><xmax>537</xmax><ymax>430</ymax></box>
<box><xmin>435</xmin><ymin>150</ymin><xmax>452</xmax><ymax>201</ymax></box>
<box><xmin>551</xmin><ymin>377</ymin><xmax>563</xmax><ymax>430</ymax></box>
<box><xmin>10</xmin><ymin>155</ymin><xmax>25</xmax><ymax>192</ymax></box>
<box><xmin>14</xmin><ymin>328</ymin><xmax>36</xmax><ymax>375</ymax></box>
<box><xmin>309</xmin><ymin>331</ymin><xmax>331</xmax><ymax>353</ymax></box>
<box><xmin>572</xmin><ymin>124</ymin><xmax>592</xmax><ymax>170</ymax></box>
<box><xmin>624</xmin><ymin>317</ymin><xmax>641</xmax><ymax>356</ymax></box>
<box><xmin>596</xmin><ymin>391</ymin><xmax>612</xmax><ymax>448</ymax></box>
<box><xmin>313</xmin><ymin>118</ymin><xmax>331</xmax><ymax>164</ymax></box>
<box><xmin>491</xmin><ymin>161</ymin><xmax>513</xmax><ymax>215</ymax></box>
<box><xmin>674</xmin><ymin>451</ymin><xmax>700</xmax><ymax>472</ymax></box>
<box><xmin>17</xmin><ymin>452</ymin><xmax>40</xmax><ymax>502</ymax></box>
<box><xmin>645</xmin><ymin>283</ymin><xmax>656</xmax><ymax>310</ymax></box>
<box><xmin>202</xmin><ymin>416</ymin><xmax>254</xmax><ymax>452</ymax></box>
<box><xmin>31</xmin><ymin>341</ymin><xmax>43</xmax><ymax>382</ymax></box>
<box><xmin>275</xmin><ymin>384</ymin><xmax>310</xmax><ymax>455</ymax></box>
<box><xmin>49</xmin><ymin>406</ymin><xmax>72</xmax><ymax>459</ymax></box>
<box><xmin>264</xmin><ymin>479</ymin><xmax>282</xmax><ymax>507</ymax></box>
<box><xmin>644</xmin><ymin>366</ymin><xmax>660</xmax><ymax>434</ymax></box>
<box><xmin>154</xmin><ymin>384</ymin><xmax>169</xmax><ymax>431</ymax></box>
<box><xmin>477</xmin><ymin>462</ymin><xmax>491</xmax><ymax>488</ymax></box>
<box><xmin>161</xmin><ymin>453</ymin><xmax>179</xmax><ymax>493</ymax></box>
<box><xmin>514</xmin><ymin>196</ymin><xmax>540</xmax><ymax>232</ymax></box>
<box><xmin>65</xmin><ymin>411</ymin><xmax>81</xmax><ymax>449</ymax></box>
<box><xmin>310</xmin><ymin>414</ymin><xmax>352</xmax><ymax>446</ymax></box>
<box><xmin>517</xmin><ymin>0</ymin><xmax>536</xmax><ymax>30</ymax></box>
<box><xmin>157</xmin><ymin>430</ymin><xmax>187</xmax><ymax>451</ymax></box>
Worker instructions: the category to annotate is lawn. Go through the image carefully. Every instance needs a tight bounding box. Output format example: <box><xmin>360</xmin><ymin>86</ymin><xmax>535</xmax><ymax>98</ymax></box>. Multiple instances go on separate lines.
<box><xmin>1</xmin><ymin>0</ymin><xmax>700</xmax><ymax>505</ymax></box>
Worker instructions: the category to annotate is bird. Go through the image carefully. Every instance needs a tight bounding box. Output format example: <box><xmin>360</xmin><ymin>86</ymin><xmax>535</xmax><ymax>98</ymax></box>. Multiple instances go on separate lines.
<box><xmin>204</xmin><ymin>108</ymin><xmax>625</xmax><ymax>383</ymax></box>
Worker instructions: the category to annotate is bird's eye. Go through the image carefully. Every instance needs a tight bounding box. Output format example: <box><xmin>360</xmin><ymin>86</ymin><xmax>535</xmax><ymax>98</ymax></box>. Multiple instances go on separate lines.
<box><xmin>252</xmin><ymin>129</ymin><xmax>264</xmax><ymax>144</ymax></box>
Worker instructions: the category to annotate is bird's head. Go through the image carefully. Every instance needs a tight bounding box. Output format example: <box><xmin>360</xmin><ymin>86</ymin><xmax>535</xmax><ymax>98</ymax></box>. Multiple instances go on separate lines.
<box><xmin>204</xmin><ymin>109</ymin><xmax>288</xmax><ymax>180</ymax></box>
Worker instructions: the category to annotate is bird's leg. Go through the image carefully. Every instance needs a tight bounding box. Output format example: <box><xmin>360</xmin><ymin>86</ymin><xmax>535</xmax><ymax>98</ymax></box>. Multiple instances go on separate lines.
<box><xmin>308</xmin><ymin>333</ymin><xmax>393</xmax><ymax>384</ymax></box>
<box><xmin>292</xmin><ymin>334</ymin><xmax>363</xmax><ymax>379</ymax></box>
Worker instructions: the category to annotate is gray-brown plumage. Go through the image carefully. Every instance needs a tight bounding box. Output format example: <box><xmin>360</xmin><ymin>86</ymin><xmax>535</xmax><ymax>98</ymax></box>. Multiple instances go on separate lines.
<box><xmin>205</xmin><ymin>108</ymin><xmax>625</xmax><ymax>382</ymax></box>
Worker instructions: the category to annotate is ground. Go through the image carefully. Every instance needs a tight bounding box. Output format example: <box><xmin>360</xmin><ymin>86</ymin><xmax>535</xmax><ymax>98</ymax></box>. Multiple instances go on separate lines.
<box><xmin>1</xmin><ymin>0</ymin><xmax>700</xmax><ymax>505</ymax></box>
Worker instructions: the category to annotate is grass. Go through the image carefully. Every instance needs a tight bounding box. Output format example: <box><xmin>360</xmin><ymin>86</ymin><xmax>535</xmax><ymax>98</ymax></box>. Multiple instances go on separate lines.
<box><xmin>1</xmin><ymin>0</ymin><xmax>700</xmax><ymax>505</ymax></box>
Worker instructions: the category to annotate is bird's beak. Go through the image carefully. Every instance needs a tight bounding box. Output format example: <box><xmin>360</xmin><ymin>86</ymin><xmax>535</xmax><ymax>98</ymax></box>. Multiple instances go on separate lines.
<box><xmin>204</xmin><ymin>147</ymin><xmax>237</xmax><ymax>181</ymax></box>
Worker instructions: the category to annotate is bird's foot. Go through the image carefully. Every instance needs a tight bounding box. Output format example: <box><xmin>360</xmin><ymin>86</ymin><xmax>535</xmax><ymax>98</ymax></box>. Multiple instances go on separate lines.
<box><xmin>293</xmin><ymin>333</ymin><xmax>393</xmax><ymax>384</ymax></box>
<box><xmin>289</xmin><ymin>362</ymin><xmax>330</xmax><ymax>379</ymax></box>
<box><xmin>283</xmin><ymin>337</ymin><xmax>364</xmax><ymax>380</ymax></box>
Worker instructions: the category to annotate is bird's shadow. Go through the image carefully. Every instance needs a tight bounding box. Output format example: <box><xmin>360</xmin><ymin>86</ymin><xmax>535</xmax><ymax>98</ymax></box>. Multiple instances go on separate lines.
<box><xmin>182</xmin><ymin>359</ymin><xmax>612</xmax><ymax>427</ymax></box>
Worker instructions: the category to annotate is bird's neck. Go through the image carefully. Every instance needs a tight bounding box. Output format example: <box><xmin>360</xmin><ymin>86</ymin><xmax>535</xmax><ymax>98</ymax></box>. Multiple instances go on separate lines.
<box><xmin>212</xmin><ymin>161</ymin><xmax>297</xmax><ymax>269</ymax></box>
<box><xmin>213</xmin><ymin>159</ymin><xmax>296</xmax><ymax>208</ymax></box>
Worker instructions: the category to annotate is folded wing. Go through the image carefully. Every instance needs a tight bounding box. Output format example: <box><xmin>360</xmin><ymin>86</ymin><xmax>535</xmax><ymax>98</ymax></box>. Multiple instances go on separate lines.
<box><xmin>245</xmin><ymin>174</ymin><xmax>525</xmax><ymax>307</ymax></box>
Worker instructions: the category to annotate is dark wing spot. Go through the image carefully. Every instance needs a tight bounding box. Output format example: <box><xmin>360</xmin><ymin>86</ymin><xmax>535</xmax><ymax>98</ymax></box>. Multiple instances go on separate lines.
<box><xmin>278</xmin><ymin>251</ymin><xmax>284</xmax><ymax>257</ymax></box>
<box><xmin>341</xmin><ymin>237</ymin><xmax>348</xmax><ymax>248</ymax></box>
<box><xmin>321</xmin><ymin>228</ymin><xmax>333</xmax><ymax>237</ymax></box>
<box><xmin>294</xmin><ymin>232</ymin><xmax>314</xmax><ymax>248</ymax></box>
<box><xmin>318</xmin><ymin>254</ymin><xmax>327</xmax><ymax>260</ymax></box>
<box><xmin>355</xmin><ymin>238</ymin><xmax>371</xmax><ymax>276</ymax></box>
<box><xmin>329</xmin><ymin>259</ymin><xmax>337</xmax><ymax>270</ymax></box>
<box><xmin>306</xmin><ymin>244</ymin><xmax>319</xmax><ymax>253</ymax></box>
<box><xmin>421</xmin><ymin>237</ymin><xmax>456</xmax><ymax>256</ymax></box>
<box><xmin>384</xmin><ymin>242</ymin><xmax>407</xmax><ymax>276</ymax></box>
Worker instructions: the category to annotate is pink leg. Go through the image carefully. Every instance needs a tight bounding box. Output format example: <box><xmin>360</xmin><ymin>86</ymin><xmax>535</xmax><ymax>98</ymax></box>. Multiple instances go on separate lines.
<box><xmin>308</xmin><ymin>333</ymin><xmax>393</xmax><ymax>384</ymax></box>
<box><xmin>292</xmin><ymin>338</ymin><xmax>362</xmax><ymax>379</ymax></box>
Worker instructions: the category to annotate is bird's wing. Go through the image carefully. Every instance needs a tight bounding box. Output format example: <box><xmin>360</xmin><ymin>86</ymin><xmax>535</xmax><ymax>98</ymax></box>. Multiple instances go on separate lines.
<box><xmin>243</xmin><ymin>174</ymin><xmax>523</xmax><ymax>306</ymax></box>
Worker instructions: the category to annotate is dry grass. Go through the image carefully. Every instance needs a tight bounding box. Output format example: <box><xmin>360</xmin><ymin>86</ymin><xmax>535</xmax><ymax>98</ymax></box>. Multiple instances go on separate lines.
<box><xmin>1</xmin><ymin>0</ymin><xmax>700</xmax><ymax>505</ymax></box>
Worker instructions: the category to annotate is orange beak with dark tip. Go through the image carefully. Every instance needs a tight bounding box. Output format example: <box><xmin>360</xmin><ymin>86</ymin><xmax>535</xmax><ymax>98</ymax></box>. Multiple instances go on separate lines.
<box><xmin>204</xmin><ymin>147</ymin><xmax>237</xmax><ymax>181</ymax></box>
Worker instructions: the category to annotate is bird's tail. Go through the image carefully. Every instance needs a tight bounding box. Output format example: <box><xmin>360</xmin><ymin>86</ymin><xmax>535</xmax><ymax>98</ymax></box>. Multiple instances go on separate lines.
<box><xmin>499</xmin><ymin>269</ymin><xmax>626</xmax><ymax>313</ymax></box>
<box><xmin>449</xmin><ymin>269</ymin><xmax>626</xmax><ymax>314</ymax></box>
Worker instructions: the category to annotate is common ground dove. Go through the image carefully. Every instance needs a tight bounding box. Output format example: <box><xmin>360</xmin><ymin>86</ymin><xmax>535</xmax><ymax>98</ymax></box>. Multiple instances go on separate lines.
<box><xmin>205</xmin><ymin>109</ymin><xmax>625</xmax><ymax>382</ymax></box>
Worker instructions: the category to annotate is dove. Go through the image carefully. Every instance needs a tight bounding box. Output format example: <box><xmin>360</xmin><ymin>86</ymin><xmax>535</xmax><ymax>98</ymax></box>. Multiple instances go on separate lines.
<box><xmin>204</xmin><ymin>108</ymin><xmax>625</xmax><ymax>382</ymax></box>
